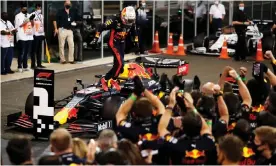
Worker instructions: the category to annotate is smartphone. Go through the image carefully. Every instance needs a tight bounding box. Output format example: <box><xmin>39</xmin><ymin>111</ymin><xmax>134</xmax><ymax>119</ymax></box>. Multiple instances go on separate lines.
<box><xmin>253</xmin><ymin>62</ymin><xmax>261</xmax><ymax>77</ymax></box>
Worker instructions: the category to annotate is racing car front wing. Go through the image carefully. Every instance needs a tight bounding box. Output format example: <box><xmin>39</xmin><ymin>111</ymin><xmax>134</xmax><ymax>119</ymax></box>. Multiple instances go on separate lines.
<box><xmin>7</xmin><ymin>112</ymin><xmax>113</xmax><ymax>136</ymax></box>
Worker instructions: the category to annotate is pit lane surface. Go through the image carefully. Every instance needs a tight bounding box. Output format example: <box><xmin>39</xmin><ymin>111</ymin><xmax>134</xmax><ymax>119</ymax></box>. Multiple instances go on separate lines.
<box><xmin>1</xmin><ymin>54</ymin><xmax>270</xmax><ymax>164</ymax></box>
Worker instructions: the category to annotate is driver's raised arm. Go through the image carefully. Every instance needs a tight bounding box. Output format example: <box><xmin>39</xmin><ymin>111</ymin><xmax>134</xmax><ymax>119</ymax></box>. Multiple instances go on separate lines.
<box><xmin>95</xmin><ymin>17</ymin><xmax>116</xmax><ymax>40</ymax></box>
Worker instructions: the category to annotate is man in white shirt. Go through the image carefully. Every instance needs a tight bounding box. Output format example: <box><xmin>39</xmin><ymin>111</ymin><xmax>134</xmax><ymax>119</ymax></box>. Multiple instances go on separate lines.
<box><xmin>31</xmin><ymin>3</ymin><xmax>46</xmax><ymax>69</ymax></box>
<box><xmin>14</xmin><ymin>3</ymin><xmax>35</xmax><ymax>72</ymax></box>
<box><xmin>1</xmin><ymin>12</ymin><xmax>17</xmax><ymax>75</ymax></box>
<box><xmin>209</xmin><ymin>0</ymin><xmax>226</xmax><ymax>34</ymax></box>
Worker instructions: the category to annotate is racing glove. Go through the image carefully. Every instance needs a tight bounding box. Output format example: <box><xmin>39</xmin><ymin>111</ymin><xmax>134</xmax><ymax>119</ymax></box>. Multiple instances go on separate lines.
<box><xmin>133</xmin><ymin>75</ymin><xmax>145</xmax><ymax>96</ymax></box>
<box><xmin>29</xmin><ymin>14</ymin><xmax>35</xmax><ymax>21</ymax></box>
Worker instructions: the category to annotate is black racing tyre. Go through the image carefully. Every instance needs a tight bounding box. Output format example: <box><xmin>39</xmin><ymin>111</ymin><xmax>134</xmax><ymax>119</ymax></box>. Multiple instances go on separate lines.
<box><xmin>262</xmin><ymin>36</ymin><xmax>274</xmax><ymax>53</ymax></box>
<box><xmin>193</xmin><ymin>33</ymin><xmax>206</xmax><ymax>48</ymax></box>
<box><xmin>101</xmin><ymin>96</ymin><xmax>126</xmax><ymax>120</ymax></box>
<box><xmin>203</xmin><ymin>36</ymin><xmax>209</xmax><ymax>49</ymax></box>
<box><xmin>25</xmin><ymin>91</ymin><xmax>33</xmax><ymax>117</ymax></box>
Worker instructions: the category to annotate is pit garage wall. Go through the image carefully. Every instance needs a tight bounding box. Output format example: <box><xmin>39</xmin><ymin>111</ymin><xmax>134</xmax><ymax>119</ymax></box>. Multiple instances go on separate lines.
<box><xmin>1</xmin><ymin>0</ymin><xmax>276</xmax><ymax>61</ymax></box>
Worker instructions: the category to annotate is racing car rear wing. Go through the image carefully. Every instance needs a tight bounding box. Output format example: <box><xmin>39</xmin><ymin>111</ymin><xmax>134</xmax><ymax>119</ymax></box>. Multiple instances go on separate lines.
<box><xmin>135</xmin><ymin>57</ymin><xmax>189</xmax><ymax>76</ymax></box>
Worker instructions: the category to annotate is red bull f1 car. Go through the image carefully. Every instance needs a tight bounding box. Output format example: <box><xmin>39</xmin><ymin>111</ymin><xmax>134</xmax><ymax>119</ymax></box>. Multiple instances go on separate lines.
<box><xmin>7</xmin><ymin>57</ymin><xmax>193</xmax><ymax>137</ymax></box>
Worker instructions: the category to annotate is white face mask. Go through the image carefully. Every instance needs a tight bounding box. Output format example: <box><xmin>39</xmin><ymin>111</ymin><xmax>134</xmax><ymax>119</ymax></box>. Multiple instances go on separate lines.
<box><xmin>215</xmin><ymin>1</ymin><xmax>219</xmax><ymax>5</ymax></box>
<box><xmin>239</xmin><ymin>6</ymin><xmax>244</xmax><ymax>11</ymax></box>
<box><xmin>37</xmin><ymin>9</ymin><xmax>42</xmax><ymax>14</ymax></box>
<box><xmin>141</xmin><ymin>2</ymin><xmax>146</xmax><ymax>7</ymax></box>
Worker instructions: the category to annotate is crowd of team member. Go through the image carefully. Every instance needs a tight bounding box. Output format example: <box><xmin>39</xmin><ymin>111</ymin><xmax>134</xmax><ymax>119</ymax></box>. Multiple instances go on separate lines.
<box><xmin>4</xmin><ymin>50</ymin><xmax>276</xmax><ymax>165</ymax></box>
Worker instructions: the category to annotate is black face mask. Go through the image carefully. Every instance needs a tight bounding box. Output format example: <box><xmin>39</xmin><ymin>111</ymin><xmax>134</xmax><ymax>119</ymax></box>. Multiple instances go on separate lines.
<box><xmin>22</xmin><ymin>10</ymin><xmax>27</xmax><ymax>14</ymax></box>
<box><xmin>252</xmin><ymin>143</ymin><xmax>264</xmax><ymax>157</ymax></box>
<box><xmin>65</xmin><ymin>5</ymin><xmax>71</xmax><ymax>9</ymax></box>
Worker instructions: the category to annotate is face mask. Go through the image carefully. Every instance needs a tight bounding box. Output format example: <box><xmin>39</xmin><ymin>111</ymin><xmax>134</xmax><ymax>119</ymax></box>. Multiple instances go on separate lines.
<box><xmin>65</xmin><ymin>5</ymin><xmax>71</xmax><ymax>9</ymax></box>
<box><xmin>215</xmin><ymin>1</ymin><xmax>219</xmax><ymax>5</ymax></box>
<box><xmin>142</xmin><ymin>2</ymin><xmax>146</xmax><ymax>8</ymax></box>
<box><xmin>252</xmin><ymin>143</ymin><xmax>263</xmax><ymax>157</ymax></box>
<box><xmin>22</xmin><ymin>10</ymin><xmax>27</xmax><ymax>14</ymax></box>
<box><xmin>239</xmin><ymin>7</ymin><xmax>244</xmax><ymax>11</ymax></box>
<box><xmin>36</xmin><ymin>9</ymin><xmax>42</xmax><ymax>14</ymax></box>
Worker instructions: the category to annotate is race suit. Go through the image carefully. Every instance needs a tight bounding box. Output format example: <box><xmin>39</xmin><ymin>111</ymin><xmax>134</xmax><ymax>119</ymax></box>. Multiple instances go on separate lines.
<box><xmin>95</xmin><ymin>16</ymin><xmax>138</xmax><ymax>80</ymax></box>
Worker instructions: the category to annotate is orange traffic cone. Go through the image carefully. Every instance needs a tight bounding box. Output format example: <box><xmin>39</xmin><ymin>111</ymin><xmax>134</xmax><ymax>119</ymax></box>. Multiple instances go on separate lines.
<box><xmin>256</xmin><ymin>39</ymin><xmax>264</xmax><ymax>62</ymax></box>
<box><xmin>149</xmin><ymin>31</ymin><xmax>161</xmax><ymax>53</ymax></box>
<box><xmin>174</xmin><ymin>34</ymin><xmax>186</xmax><ymax>56</ymax></box>
<box><xmin>219</xmin><ymin>38</ymin><xmax>230</xmax><ymax>59</ymax></box>
<box><xmin>163</xmin><ymin>33</ymin><xmax>174</xmax><ymax>55</ymax></box>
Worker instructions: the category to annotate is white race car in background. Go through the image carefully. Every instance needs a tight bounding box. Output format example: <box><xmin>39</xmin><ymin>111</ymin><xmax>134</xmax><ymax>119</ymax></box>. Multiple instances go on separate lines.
<box><xmin>189</xmin><ymin>20</ymin><xmax>273</xmax><ymax>56</ymax></box>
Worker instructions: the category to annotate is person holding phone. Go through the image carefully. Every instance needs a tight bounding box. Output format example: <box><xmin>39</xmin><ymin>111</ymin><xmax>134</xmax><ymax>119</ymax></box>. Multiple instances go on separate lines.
<box><xmin>232</xmin><ymin>1</ymin><xmax>251</xmax><ymax>61</ymax></box>
<box><xmin>14</xmin><ymin>2</ymin><xmax>36</xmax><ymax>72</ymax></box>
<box><xmin>0</xmin><ymin>12</ymin><xmax>17</xmax><ymax>75</ymax></box>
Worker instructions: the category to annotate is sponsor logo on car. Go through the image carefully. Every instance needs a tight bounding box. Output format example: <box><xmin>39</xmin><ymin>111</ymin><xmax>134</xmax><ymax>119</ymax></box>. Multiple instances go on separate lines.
<box><xmin>127</xmin><ymin>63</ymin><xmax>151</xmax><ymax>79</ymax></box>
<box><xmin>98</xmin><ymin>121</ymin><xmax>112</xmax><ymax>132</ymax></box>
<box><xmin>177</xmin><ymin>64</ymin><xmax>189</xmax><ymax>76</ymax></box>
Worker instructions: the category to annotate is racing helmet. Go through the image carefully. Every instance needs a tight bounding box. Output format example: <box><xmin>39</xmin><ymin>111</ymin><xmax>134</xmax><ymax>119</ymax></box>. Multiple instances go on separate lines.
<box><xmin>121</xmin><ymin>6</ymin><xmax>136</xmax><ymax>26</ymax></box>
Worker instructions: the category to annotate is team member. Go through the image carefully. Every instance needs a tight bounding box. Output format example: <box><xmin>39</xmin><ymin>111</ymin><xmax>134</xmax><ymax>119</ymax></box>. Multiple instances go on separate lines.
<box><xmin>93</xmin><ymin>6</ymin><xmax>138</xmax><ymax>91</ymax></box>
<box><xmin>195</xmin><ymin>1</ymin><xmax>207</xmax><ymax>34</ymax></box>
<box><xmin>6</xmin><ymin>136</ymin><xmax>33</xmax><ymax>165</ymax></box>
<box><xmin>0</xmin><ymin>12</ymin><xmax>17</xmax><ymax>75</ymax></box>
<box><xmin>232</xmin><ymin>1</ymin><xmax>251</xmax><ymax>61</ymax></box>
<box><xmin>218</xmin><ymin>67</ymin><xmax>253</xmax><ymax>132</ymax></box>
<box><xmin>50</xmin><ymin>128</ymin><xmax>86</xmax><ymax>165</ymax></box>
<box><xmin>254</xmin><ymin>126</ymin><xmax>276</xmax><ymax>165</ymax></box>
<box><xmin>158</xmin><ymin>88</ymin><xmax>217</xmax><ymax>165</ymax></box>
<box><xmin>15</xmin><ymin>3</ymin><xmax>35</xmax><ymax>72</ymax></box>
<box><xmin>209</xmin><ymin>0</ymin><xmax>225</xmax><ymax>34</ymax></box>
<box><xmin>116</xmin><ymin>76</ymin><xmax>167</xmax><ymax>143</ymax></box>
<box><xmin>197</xmin><ymin>83</ymin><xmax>229</xmax><ymax>140</ymax></box>
<box><xmin>116</xmin><ymin>76</ymin><xmax>175</xmax><ymax>164</ymax></box>
<box><xmin>136</xmin><ymin>0</ymin><xmax>148</xmax><ymax>55</ymax></box>
<box><xmin>73</xmin><ymin>9</ymin><xmax>83</xmax><ymax>62</ymax></box>
<box><xmin>31</xmin><ymin>3</ymin><xmax>46</xmax><ymax>69</ymax></box>
<box><xmin>232</xmin><ymin>119</ymin><xmax>258</xmax><ymax>165</ymax></box>
<box><xmin>217</xmin><ymin>135</ymin><xmax>244</xmax><ymax>165</ymax></box>
<box><xmin>53</xmin><ymin>0</ymin><xmax>78</xmax><ymax>64</ymax></box>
